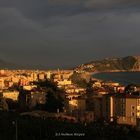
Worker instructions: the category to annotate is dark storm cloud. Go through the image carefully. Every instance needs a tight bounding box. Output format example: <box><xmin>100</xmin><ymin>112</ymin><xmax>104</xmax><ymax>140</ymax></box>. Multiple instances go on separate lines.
<box><xmin>1</xmin><ymin>0</ymin><xmax>140</xmax><ymax>68</ymax></box>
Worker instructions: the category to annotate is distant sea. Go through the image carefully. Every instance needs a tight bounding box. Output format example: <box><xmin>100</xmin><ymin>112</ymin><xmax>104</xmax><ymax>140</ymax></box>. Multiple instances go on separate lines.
<box><xmin>93</xmin><ymin>72</ymin><xmax>140</xmax><ymax>86</ymax></box>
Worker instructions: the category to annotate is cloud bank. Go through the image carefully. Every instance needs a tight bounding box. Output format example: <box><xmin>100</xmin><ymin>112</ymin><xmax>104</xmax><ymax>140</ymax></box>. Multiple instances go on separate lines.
<box><xmin>0</xmin><ymin>0</ymin><xmax>140</xmax><ymax>68</ymax></box>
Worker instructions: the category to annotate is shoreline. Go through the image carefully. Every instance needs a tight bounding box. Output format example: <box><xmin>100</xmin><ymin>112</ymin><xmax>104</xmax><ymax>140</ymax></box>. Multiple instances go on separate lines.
<box><xmin>91</xmin><ymin>71</ymin><xmax>140</xmax><ymax>86</ymax></box>
<box><xmin>90</xmin><ymin>70</ymin><xmax>140</xmax><ymax>77</ymax></box>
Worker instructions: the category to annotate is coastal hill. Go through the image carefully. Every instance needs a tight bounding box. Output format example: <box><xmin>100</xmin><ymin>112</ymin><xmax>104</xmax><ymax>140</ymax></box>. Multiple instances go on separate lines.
<box><xmin>75</xmin><ymin>56</ymin><xmax>140</xmax><ymax>72</ymax></box>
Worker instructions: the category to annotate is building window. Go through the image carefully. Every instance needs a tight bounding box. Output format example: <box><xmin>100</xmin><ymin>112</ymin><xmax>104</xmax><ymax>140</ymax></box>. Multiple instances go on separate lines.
<box><xmin>131</xmin><ymin>118</ymin><xmax>135</xmax><ymax>123</ymax></box>
<box><xmin>131</xmin><ymin>112</ymin><xmax>135</xmax><ymax>117</ymax></box>
<box><xmin>131</xmin><ymin>105</ymin><xmax>135</xmax><ymax>110</ymax></box>
<box><xmin>122</xmin><ymin>99</ymin><xmax>125</xmax><ymax>103</ymax></box>
<box><xmin>122</xmin><ymin>117</ymin><xmax>126</xmax><ymax>122</ymax></box>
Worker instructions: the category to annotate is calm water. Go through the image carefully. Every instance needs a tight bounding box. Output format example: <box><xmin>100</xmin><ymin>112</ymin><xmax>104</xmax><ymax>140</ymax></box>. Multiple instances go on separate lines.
<box><xmin>93</xmin><ymin>72</ymin><xmax>140</xmax><ymax>85</ymax></box>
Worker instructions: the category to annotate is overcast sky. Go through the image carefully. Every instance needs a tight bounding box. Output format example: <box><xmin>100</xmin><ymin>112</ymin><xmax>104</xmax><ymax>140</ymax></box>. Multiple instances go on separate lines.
<box><xmin>0</xmin><ymin>0</ymin><xmax>140</xmax><ymax>68</ymax></box>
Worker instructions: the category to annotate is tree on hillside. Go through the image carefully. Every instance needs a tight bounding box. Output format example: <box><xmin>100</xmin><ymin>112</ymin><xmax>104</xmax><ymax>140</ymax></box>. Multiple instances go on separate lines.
<box><xmin>33</xmin><ymin>79</ymin><xmax>58</xmax><ymax>90</ymax></box>
<box><xmin>0</xmin><ymin>97</ymin><xmax>9</xmax><ymax>111</ymax></box>
<box><xmin>70</xmin><ymin>72</ymin><xmax>88</xmax><ymax>88</ymax></box>
<box><xmin>45</xmin><ymin>88</ymin><xmax>64</xmax><ymax>112</ymax></box>
<box><xmin>86</xmin><ymin>79</ymin><xmax>94</xmax><ymax>95</ymax></box>
<box><xmin>33</xmin><ymin>79</ymin><xmax>65</xmax><ymax>112</ymax></box>
<box><xmin>125</xmin><ymin>84</ymin><xmax>138</xmax><ymax>94</ymax></box>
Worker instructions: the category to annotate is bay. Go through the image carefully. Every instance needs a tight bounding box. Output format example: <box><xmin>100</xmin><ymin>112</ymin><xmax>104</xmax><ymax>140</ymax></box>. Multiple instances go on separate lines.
<box><xmin>93</xmin><ymin>72</ymin><xmax>140</xmax><ymax>86</ymax></box>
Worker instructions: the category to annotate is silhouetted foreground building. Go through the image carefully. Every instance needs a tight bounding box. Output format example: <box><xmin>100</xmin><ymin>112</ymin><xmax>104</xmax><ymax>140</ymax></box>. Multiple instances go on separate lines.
<box><xmin>102</xmin><ymin>93</ymin><xmax>140</xmax><ymax>130</ymax></box>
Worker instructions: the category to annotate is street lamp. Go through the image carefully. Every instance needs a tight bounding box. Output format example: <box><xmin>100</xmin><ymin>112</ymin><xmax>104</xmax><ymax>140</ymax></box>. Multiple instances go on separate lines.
<box><xmin>12</xmin><ymin>120</ymin><xmax>18</xmax><ymax>140</ymax></box>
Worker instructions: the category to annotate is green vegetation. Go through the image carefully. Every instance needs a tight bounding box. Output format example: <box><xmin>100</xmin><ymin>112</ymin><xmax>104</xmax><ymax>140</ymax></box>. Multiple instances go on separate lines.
<box><xmin>45</xmin><ymin>88</ymin><xmax>65</xmax><ymax>112</ymax></box>
<box><xmin>77</xmin><ymin>56</ymin><xmax>139</xmax><ymax>72</ymax></box>
<box><xmin>33</xmin><ymin>80</ymin><xmax>66</xmax><ymax>113</ymax></box>
<box><xmin>94</xmin><ymin>56</ymin><xmax>136</xmax><ymax>71</ymax></box>
<box><xmin>4</xmin><ymin>79</ymin><xmax>66</xmax><ymax>113</ymax></box>
<box><xmin>70</xmin><ymin>72</ymin><xmax>88</xmax><ymax>88</ymax></box>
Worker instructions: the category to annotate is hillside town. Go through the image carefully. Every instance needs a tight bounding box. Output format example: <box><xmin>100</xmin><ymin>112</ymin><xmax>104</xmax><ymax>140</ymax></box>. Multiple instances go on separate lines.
<box><xmin>0</xmin><ymin>69</ymin><xmax>140</xmax><ymax>129</ymax></box>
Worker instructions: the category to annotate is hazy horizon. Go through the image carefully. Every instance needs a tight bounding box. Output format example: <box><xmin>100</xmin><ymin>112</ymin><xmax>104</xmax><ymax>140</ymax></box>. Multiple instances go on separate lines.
<box><xmin>1</xmin><ymin>0</ymin><xmax>140</xmax><ymax>68</ymax></box>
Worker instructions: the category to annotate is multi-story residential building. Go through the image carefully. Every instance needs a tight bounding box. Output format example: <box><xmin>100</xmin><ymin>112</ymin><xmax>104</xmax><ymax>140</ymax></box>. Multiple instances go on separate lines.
<box><xmin>114</xmin><ymin>86</ymin><xmax>125</xmax><ymax>93</ymax></box>
<box><xmin>65</xmin><ymin>87</ymin><xmax>86</xmax><ymax>94</ymax></box>
<box><xmin>102</xmin><ymin>94</ymin><xmax>116</xmax><ymax>122</ymax></box>
<box><xmin>29</xmin><ymin>91</ymin><xmax>47</xmax><ymax>109</ymax></box>
<box><xmin>66</xmin><ymin>92</ymin><xmax>83</xmax><ymax>100</ymax></box>
<box><xmin>0</xmin><ymin>78</ymin><xmax>4</xmax><ymax>89</ymax></box>
<box><xmin>23</xmin><ymin>85</ymin><xmax>37</xmax><ymax>91</ymax></box>
<box><xmin>115</xmin><ymin>94</ymin><xmax>140</xmax><ymax>126</ymax></box>
<box><xmin>18</xmin><ymin>90</ymin><xmax>31</xmax><ymax>111</ymax></box>
<box><xmin>38</xmin><ymin>73</ymin><xmax>45</xmax><ymax>80</ymax></box>
<box><xmin>102</xmin><ymin>93</ymin><xmax>140</xmax><ymax>128</ymax></box>
<box><xmin>86</xmin><ymin>93</ymin><xmax>103</xmax><ymax>120</ymax></box>
<box><xmin>0</xmin><ymin>70</ymin><xmax>5</xmax><ymax>75</ymax></box>
<box><xmin>68</xmin><ymin>97</ymin><xmax>86</xmax><ymax>112</ymax></box>
<box><xmin>3</xmin><ymin>90</ymin><xmax>19</xmax><ymax>101</ymax></box>
<box><xmin>102</xmin><ymin>81</ymin><xmax>120</xmax><ymax>87</ymax></box>
<box><xmin>92</xmin><ymin>81</ymin><xmax>102</xmax><ymax>87</ymax></box>
<box><xmin>57</xmin><ymin>79</ymin><xmax>72</xmax><ymax>87</ymax></box>
<box><xmin>11</xmin><ymin>76</ymin><xmax>20</xmax><ymax>83</ymax></box>
<box><xmin>30</xmin><ymin>72</ymin><xmax>38</xmax><ymax>81</ymax></box>
<box><xmin>46</xmin><ymin>71</ymin><xmax>51</xmax><ymax>79</ymax></box>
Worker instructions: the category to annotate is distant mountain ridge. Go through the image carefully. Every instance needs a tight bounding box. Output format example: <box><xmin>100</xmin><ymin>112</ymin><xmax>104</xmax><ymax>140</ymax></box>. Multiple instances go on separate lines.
<box><xmin>0</xmin><ymin>59</ymin><xmax>47</xmax><ymax>70</ymax></box>
<box><xmin>0</xmin><ymin>59</ymin><xmax>18</xmax><ymax>69</ymax></box>
<box><xmin>75</xmin><ymin>56</ymin><xmax>140</xmax><ymax>72</ymax></box>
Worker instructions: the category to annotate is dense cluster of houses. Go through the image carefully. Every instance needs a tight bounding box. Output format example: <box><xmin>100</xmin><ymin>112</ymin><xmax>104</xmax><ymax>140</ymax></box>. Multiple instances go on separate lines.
<box><xmin>0</xmin><ymin>69</ymin><xmax>140</xmax><ymax>130</ymax></box>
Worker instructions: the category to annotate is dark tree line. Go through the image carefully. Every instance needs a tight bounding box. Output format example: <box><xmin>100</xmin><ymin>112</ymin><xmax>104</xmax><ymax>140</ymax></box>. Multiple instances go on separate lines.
<box><xmin>3</xmin><ymin>79</ymin><xmax>66</xmax><ymax>113</ymax></box>
<box><xmin>32</xmin><ymin>79</ymin><xmax>66</xmax><ymax>112</ymax></box>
